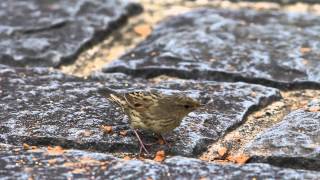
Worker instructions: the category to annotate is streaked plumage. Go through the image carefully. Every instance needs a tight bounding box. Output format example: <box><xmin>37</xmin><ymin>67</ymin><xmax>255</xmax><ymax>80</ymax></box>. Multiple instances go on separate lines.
<box><xmin>98</xmin><ymin>87</ymin><xmax>201</xmax><ymax>154</ymax></box>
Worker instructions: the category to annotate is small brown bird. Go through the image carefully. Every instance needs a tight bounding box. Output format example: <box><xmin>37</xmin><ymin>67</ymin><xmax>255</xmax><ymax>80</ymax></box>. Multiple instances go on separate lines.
<box><xmin>98</xmin><ymin>88</ymin><xmax>202</xmax><ymax>154</ymax></box>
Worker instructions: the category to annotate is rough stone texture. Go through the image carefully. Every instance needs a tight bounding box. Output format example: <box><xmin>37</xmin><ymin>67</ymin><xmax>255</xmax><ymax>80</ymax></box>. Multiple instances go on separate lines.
<box><xmin>164</xmin><ymin>157</ymin><xmax>320</xmax><ymax>180</ymax></box>
<box><xmin>245</xmin><ymin>108</ymin><xmax>320</xmax><ymax>171</ymax></box>
<box><xmin>104</xmin><ymin>8</ymin><xmax>320</xmax><ymax>88</ymax></box>
<box><xmin>1</xmin><ymin>144</ymin><xmax>319</xmax><ymax>180</ymax></box>
<box><xmin>0</xmin><ymin>0</ymin><xmax>142</xmax><ymax>67</ymax></box>
<box><xmin>229</xmin><ymin>0</ymin><xmax>320</xmax><ymax>4</ymax></box>
<box><xmin>0</xmin><ymin>67</ymin><xmax>280</xmax><ymax>156</ymax></box>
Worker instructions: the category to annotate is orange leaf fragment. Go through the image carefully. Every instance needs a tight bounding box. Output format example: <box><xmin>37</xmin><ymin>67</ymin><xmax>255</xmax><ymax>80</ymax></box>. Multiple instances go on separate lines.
<box><xmin>101</xmin><ymin>125</ymin><xmax>113</xmax><ymax>134</ymax></box>
<box><xmin>217</xmin><ymin>147</ymin><xmax>228</xmax><ymax>157</ymax></box>
<box><xmin>48</xmin><ymin>159</ymin><xmax>57</xmax><ymax>165</ymax></box>
<box><xmin>119</xmin><ymin>130</ymin><xmax>127</xmax><ymax>136</ymax></box>
<box><xmin>234</xmin><ymin>155</ymin><xmax>250</xmax><ymax>164</ymax></box>
<box><xmin>308</xmin><ymin>106</ymin><xmax>320</xmax><ymax>112</ymax></box>
<box><xmin>300</xmin><ymin>47</ymin><xmax>311</xmax><ymax>54</ymax></box>
<box><xmin>79</xmin><ymin>157</ymin><xmax>101</xmax><ymax>165</ymax></box>
<box><xmin>23</xmin><ymin>143</ymin><xmax>30</xmax><ymax>150</ymax></box>
<box><xmin>199</xmin><ymin>177</ymin><xmax>208</xmax><ymax>180</ymax></box>
<box><xmin>47</xmin><ymin>146</ymin><xmax>65</xmax><ymax>155</ymax></box>
<box><xmin>158</xmin><ymin>138</ymin><xmax>165</xmax><ymax>145</ymax></box>
<box><xmin>101</xmin><ymin>165</ymin><xmax>107</xmax><ymax>170</ymax></box>
<box><xmin>72</xmin><ymin>168</ymin><xmax>86</xmax><ymax>174</ymax></box>
<box><xmin>133</xmin><ymin>24</ymin><xmax>152</xmax><ymax>37</ymax></box>
<box><xmin>226</xmin><ymin>155</ymin><xmax>236</xmax><ymax>163</ymax></box>
<box><xmin>253</xmin><ymin>111</ymin><xmax>264</xmax><ymax>118</ymax></box>
<box><xmin>123</xmin><ymin>156</ymin><xmax>131</xmax><ymax>160</ymax></box>
<box><xmin>154</xmin><ymin>150</ymin><xmax>166</xmax><ymax>162</ymax></box>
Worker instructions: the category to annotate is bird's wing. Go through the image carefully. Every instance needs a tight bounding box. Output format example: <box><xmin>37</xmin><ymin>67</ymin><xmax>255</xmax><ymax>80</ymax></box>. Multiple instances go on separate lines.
<box><xmin>124</xmin><ymin>91</ymin><xmax>159</xmax><ymax>111</ymax></box>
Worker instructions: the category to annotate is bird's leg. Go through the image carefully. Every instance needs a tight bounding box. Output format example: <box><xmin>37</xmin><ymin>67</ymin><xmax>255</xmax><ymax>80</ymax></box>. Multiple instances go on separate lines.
<box><xmin>133</xmin><ymin>129</ymin><xmax>150</xmax><ymax>155</ymax></box>
<box><xmin>159</xmin><ymin>134</ymin><xmax>171</xmax><ymax>148</ymax></box>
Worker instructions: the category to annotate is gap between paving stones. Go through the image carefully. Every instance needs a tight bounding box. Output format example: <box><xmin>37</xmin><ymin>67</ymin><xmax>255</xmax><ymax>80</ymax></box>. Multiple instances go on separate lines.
<box><xmin>200</xmin><ymin>89</ymin><xmax>320</xmax><ymax>170</ymax></box>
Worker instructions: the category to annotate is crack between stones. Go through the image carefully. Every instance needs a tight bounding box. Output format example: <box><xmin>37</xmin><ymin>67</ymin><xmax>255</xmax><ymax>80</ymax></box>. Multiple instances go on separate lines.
<box><xmin>200</xmin><ymin>89</ymin><xmax>320</xmax><ymax>171</ymax></box>
<box><xmin>104</xmin><ymin>66</ymin><xmax>320</xmax><ymax>90</ymax></box>
<box><xmin>11</xmin><ymin>21</ymin><xmax>69</xmax><ymax>35</ymax></box>
<box><xmin>248</xmin><ymin>156</ymin><xmax>320</xmax><ymax>171</ymax></box>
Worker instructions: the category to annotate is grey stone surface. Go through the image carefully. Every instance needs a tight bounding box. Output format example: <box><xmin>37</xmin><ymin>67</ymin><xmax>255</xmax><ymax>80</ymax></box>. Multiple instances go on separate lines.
<box><xmin>104</xmin><ymin>8</ymin><xmax>320</xmax><ymax>88</ymax></box>
<box><xmin>245</xmin><ymin>108</ymin><xmax>320</xmax><ymax>171</ymax></box>
<box><xmin>229</xmin><ymin>0</ymin><xmax>320</xmax><ymax>4</ymax></box>
<box><xmin>1</xmin><ymin>144</ymin><xmax>319</xmax><ymax>180</ymax></box>
<box><xmin>0</xmin><ymin>67</ymin><xmax>280</xmax><ymax>156</ymax></box>
<box><xmin>164</xmin><ymin>156</ymin><xmax>320</xmax><ymax>180</ymax></box>
<box><xmin>0</xmin><ymin>0</ymin><xmax>142</xmax><ymax>67</ymax></box>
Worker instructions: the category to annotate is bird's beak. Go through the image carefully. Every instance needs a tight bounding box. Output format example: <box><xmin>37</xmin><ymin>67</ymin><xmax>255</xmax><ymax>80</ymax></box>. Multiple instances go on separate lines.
<box><xmin>195</xmin><ymin>103</ymin><xmax>205</xmax><ymax>109</ymax></box>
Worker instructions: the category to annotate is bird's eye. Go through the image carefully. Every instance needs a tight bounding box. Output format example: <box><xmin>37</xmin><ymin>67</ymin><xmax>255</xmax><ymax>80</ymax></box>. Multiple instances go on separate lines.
<box><xmin>184</xmin><ymin>105</ymin><xmax>190</xmax><ymax>109</ymax></box>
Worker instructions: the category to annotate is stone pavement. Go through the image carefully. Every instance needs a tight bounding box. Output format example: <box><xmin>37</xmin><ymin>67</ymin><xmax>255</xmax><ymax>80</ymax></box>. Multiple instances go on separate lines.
<box><xmin>0</xmin><ymin>0</ymin><xmax>319</xmax><ymax>179</ymax></box>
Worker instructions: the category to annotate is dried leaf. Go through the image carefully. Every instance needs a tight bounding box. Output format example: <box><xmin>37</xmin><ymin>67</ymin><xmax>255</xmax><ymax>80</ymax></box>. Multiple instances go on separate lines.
<box><xmin>234</xmin><ymin>155</ymin><xmax>250</xmax><ymax>164</ymax></box>
<box><xmin>154</xmin><ymin>150</ymin><xmax>165</xmax><ymax>162</ymax></box>
<box><xmin>300</xmin><ymin>47</ymin><xmax>311</xmax><ymax>54</ymax></box>
<box><xmin>48</xmin><ymin>159</ymin><xmax>57</xmax><ymax>165</ymax></box>
<box><xmin>253</xmin><ymin>111</ymin><xmax>264</xmax><ymax>118</ymax></box>
<box><xmin>226</xmin><ymin>155</ymin><xmax>236</xmax><ymax>163</ymax></box>
<box><xmin>79</xmin><ymin>157</ymin><xmax>101</xmax><ymax>165</ymax></box>
<box><xmin>101</xmin><ymin>125</ymin><xmax>113</xmax><ymax>134</ymax></box>
<box><xmin>119</xmin><ymin>130</ymin><xmax>127</xmax><ymax>136</ymax></box>
<box><xmin>133</xmin><ymin>24</ymin><xmax>152</xmax><ymax>37</ymax></box>
<box><xmin>72</xmin><ymin>168</ymin><xmax>86</xmax><ymax>174</ymax></box>
<box><xmin>158</xmin><ymin>138</ymin><xmax>165</xmax><ymax>145</ymax></box>
<box><xmin>199</xmin><ymin>177</ymin><xmax>208</xmax><ymax>180</ymax></box>
<box><xmin>123</xmin><ymin>156</ymin><xmax>131</xmax><ymax>160</ymax></box>
<box><xmin>308</xmin><ymin>106</ymin><xmax>320</xmax><ymax>112</ymax></box>
<box><xmin>23</xmin><ymin>143</ymin><xmax>30</xmax><ymax>150</ymax></box>
<box><xmin>47</xmin><ymin>146</ymin><xmax>64</xmax><ymax>155</ymax></box>
<box><xmin>217</xmin><ymin>147</ymin><xmax>228</xmax><ymax>157</ymax></box>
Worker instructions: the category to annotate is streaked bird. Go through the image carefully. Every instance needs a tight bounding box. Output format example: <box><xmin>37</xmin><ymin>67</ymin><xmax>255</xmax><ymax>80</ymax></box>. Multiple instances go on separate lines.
<box><xmin>98</xmin><ymin>87</ymin><xmax>202</xmax><ymax>154</ymax></box>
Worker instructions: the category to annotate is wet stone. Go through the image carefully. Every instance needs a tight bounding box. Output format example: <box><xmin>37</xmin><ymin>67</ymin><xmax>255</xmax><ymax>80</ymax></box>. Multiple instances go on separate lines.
<box><xmin>0</xmin><ymin>0</ymin><xmax>142</xmax><ymax>67</ymax></box>
<box><xmin>0</xmin><ymin>67</ymin><xmax>280</xmax><ymax>156</ymax></box>
<box><xmin>1</xmin><ymin>144</ymin><xmax>320</xmax><ymax>180</ymax></box>
<box><xmin>245</xmin><ymin>108</ymin><xmax>320</xmax><ymax>171</ymax></box>
<box><xmin>104</xmin><ymin>8</ymin><xmax>320</xmax><ymax>88</ymax></box>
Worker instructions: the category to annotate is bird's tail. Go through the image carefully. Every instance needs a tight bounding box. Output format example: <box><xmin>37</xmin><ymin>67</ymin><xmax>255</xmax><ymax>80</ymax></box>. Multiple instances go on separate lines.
<box><xmin>97</xmin><ymin>87</ymin><xmax>126</xmax><ymax>107</ymax></box>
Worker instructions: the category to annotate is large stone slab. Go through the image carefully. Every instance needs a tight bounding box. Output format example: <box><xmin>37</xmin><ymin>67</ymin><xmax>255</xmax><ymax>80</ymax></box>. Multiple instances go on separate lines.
<box><xmin>0</xmin><ymin>67</ymin><xmax>280</xmax><ymax>156</ymax></box>
<box><xmin>245</xmin><ymin>106</ymin><xmax>320</xmax><ymax>171</ymax></box>
<box><xmin>1</xmin><ymin>144</ymin><xmax>319</xmax><ymax>179</ymax></box>
<box><xmin>230</xmin><ymin>0</ymin><xmax>320</xmax><ymax>4</ymax></box>
<box><xmin>0</xmin><ymin>0</ymin><xmax>142</xmax><ymax>67</ymax></box>
<box><xmin>104</xmin><ymin>8</ymin><xmax>320</xmax><ymax>88</ymax></box>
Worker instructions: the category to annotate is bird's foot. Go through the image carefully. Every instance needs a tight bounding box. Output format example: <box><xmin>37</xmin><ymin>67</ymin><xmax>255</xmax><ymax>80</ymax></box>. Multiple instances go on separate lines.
<box><xmin>133</xmin><ymin>129</ymin><xmax>150</xmax><ymax>156</ymax></box>
<box><xmin>159</xmin><ymin>134</ymin><xmax>171</xmax><ymax>148</ymax></box>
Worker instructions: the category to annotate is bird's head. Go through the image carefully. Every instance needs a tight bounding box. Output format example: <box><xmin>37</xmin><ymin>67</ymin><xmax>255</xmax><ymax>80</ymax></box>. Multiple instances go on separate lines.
<box><xmin>169</xmin><ymin>95</ymin><xmax>203</xmax><ymax>118</ymax></box>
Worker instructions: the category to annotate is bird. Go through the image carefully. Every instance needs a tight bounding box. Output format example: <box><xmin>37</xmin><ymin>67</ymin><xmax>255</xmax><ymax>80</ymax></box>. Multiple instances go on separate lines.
<box><xmin>98</xmin><ymin>87</ymin><xmax>202</xmax><ymax>155</ymax></box>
